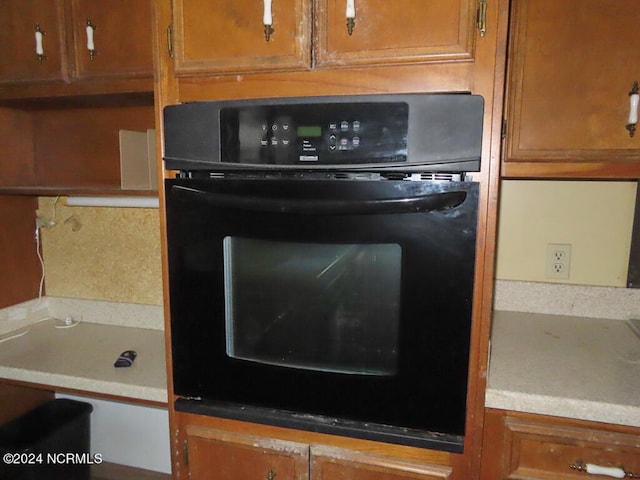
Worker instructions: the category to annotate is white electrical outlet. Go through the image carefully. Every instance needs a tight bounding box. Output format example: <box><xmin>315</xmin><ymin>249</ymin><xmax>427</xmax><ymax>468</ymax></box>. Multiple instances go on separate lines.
<box><xmin>546</xmin><ymin>243</ymin><xmax>572</xmax><ymax>280</ymax></box>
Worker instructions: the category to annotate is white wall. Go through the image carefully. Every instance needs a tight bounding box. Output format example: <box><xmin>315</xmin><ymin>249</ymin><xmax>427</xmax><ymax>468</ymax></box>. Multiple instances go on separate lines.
<box><xmin>56</xmin><ymin>393</ymin><xmax>171</xmax><ymax>474</ymax></box>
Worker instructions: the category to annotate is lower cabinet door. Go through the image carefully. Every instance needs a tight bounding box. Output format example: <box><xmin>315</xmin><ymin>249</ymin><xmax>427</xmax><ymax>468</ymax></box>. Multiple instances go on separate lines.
<box><xmin>181</xmin><ymin>422</ymin><xmax>454</xmax><ymax>480</ymax></box>
<box><xmin>310</xmin><ymin>446</ymin><xmax>453</xmax><ymax>480</ymax></box>
<box><xmin>185</xmin><ymin>425</ymin><xmax>309</xmax><ymax>480</ymax></box>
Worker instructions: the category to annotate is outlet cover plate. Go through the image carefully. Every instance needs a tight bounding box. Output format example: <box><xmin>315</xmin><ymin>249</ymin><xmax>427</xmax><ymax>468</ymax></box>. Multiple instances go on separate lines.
<box><xmin>546</xmin><ymin>243</ymin><xmax>572</xmax><ymax>280</ymax></box>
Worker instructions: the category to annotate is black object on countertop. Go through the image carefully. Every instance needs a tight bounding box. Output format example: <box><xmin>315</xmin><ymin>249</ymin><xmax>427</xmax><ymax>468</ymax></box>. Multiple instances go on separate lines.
<box><xmin>114</xmin><ymin>350</ymin><xmax>137</xmax><ymax>368</ymax></box>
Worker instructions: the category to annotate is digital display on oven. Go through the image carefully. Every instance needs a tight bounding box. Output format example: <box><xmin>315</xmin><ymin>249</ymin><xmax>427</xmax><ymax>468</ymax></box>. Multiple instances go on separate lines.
<box><xmin>297</xmin><ymin>126</ymin><xmax>322</xmax><ymax>137</ymax></box>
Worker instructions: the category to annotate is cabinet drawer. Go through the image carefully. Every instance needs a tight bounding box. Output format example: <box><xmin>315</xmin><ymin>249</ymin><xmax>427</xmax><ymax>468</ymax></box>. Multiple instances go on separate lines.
<box><xmin>504</xmin><ymin>417</ymin><xmax>640</xmax><ymax>480</ymax></box>
<box><xmin>185</xmin><ymin>425</ymin><xmax>309</xmax><ymax>480</ymax></box>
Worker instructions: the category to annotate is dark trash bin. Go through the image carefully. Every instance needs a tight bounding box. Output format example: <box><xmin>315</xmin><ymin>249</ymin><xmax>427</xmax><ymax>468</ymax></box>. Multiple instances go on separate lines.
<box><xmin>0</xmin><ymin>398</ymin><xmax>93</xmax><ymax>480</ymax></box>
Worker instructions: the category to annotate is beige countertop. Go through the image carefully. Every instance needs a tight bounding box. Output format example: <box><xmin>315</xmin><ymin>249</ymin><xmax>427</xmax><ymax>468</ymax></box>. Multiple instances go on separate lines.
<box><xmin>0</xmin><ymin>320</ymin><xmax>167</xmax><ymax>404</ymax></box>
<box><xmin>486</xmin><ymin>310</ymin><xmax>640</xmax><ymax>428</ymax></box>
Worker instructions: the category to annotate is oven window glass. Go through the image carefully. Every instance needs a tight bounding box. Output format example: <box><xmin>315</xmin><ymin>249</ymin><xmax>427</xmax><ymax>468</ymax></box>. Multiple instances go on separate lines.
<box><xmin>223</xmin><ymin>237</ymin><xmax>401</xmax><ymax>376</ymax></box>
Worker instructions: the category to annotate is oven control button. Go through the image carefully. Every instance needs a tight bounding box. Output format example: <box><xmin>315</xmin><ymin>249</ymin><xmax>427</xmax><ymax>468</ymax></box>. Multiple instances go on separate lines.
<box><xmin>328</xmin><ymin>134</ymin><xmax>337</xmax><ymax>152</ymax></box>
<box><xmin>352</xmin><ymin>136</ymin><xmax>361</xmax><ymax>147</ymax></box>
<box><xmin>353</xmin><ymin>120</ymin><xmax>361</xmax><ymax>132</ymax></box>
<box><xmin>282</xmin><ymin>138</ymin><xmax>290</xmax><ymax>147</ymax></box>
<box><xmin>328</xmin><ymin>122</ymin><xmax>338</xmax><ymax>131</ymax></box>
<box><xmin>340</xmin><ymin>121</ymin><xmax>349</xmax><ymax>132</ymax></box>
<box><xmin>271</xmin><ymin>137</ymin><xmax>279</xmax><ymax>147</ymax></box>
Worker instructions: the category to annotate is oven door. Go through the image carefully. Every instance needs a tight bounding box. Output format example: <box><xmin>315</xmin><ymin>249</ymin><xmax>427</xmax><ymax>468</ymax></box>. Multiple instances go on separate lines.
<box><xmin>165</xmin><ymin>177</ymin><xmax>478</xmax><ymax>453</ymax></box>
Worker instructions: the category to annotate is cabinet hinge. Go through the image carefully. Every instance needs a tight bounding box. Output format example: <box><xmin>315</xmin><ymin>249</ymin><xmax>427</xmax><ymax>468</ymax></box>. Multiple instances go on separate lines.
<box><xmin>167</xmin><ymin>24</ymin><xmax>174</xmax><ymax>59</ymax></box>
<box><xmin>501</xmin><ymin>117</ymin><xmax>507</xmax><ymax>140</ymax></box>
<box><xmin>477</xmin><ymin>0</ymin><xmax>487</xmax><ymax>37</ymax></box>
<box><xmin>182</xmin><ymin>439</ymin><xmax>189</xmax><ymax>466</ymax></box>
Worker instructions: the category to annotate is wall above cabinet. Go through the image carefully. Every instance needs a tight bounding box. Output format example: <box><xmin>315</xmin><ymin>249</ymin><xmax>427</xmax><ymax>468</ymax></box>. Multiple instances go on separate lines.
<box><xmin>503</xmin><ymin>1</ymin><xmax>640</xmax><ymax>179</ymax></box>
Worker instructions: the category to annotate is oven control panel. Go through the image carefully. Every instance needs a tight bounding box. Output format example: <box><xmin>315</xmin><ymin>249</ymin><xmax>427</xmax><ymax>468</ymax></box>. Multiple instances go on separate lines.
<box><xmin>163</xmin><ymin>93</ymin><xmax>485</xmax><ymax>173</ymax></box>
<box><xmin>219</xmin><ymin>102</ymin><xmax>409</xmax><ymax>166</ymax></box>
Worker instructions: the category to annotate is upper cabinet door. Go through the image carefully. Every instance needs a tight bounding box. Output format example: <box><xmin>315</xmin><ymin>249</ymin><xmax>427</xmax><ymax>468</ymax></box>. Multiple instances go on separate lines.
<box><xmin>70</xmin><ymin>0</ymin><xmax>153</xmax><ymax>80</ymax></box>
<box><xmin>504</xmin><ymin>0</ymin><xmax>640</xmax><ymax>178</ymax></box>
<box><xmin>313</xmin><ymin>0</ymin><xmax>477</xmax><ymax>68</ymax></box>
<box><xmin>0</xmin><ymin>0</ymin><xmax>68</xmax><ymax>84</ymax></box>
<box><xmin>172</xmin><ymin>0</ymin><xmax>312</xmax><ymax>76</ymax></box>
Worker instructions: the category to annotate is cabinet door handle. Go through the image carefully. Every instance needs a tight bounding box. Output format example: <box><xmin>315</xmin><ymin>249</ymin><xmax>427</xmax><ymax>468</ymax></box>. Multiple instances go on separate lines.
<box><xmin>267</xmin><ymin>470</ymin><xmax>277</xmax><ymax>480</ymax></box>
<box><xmin>34</xmin><ymin>24</ymin><xmax>46</xmax><ymax>63</ymax></box>
<box><xmin>627</xmin><ymin>81</ymin><xmax>639</xmax><ymax>137</ymax></box>
<box><xmin>570</xmin><ymin>460</ymin><xmax>640</xmax><ymax>479</ymax></box>
<box><xmin>477</xmin><ymin>0</ymin><xmax>487</xmax><ymax>37</ymax></box>
<box><xmin>346</xmin><ymin>0</ymin><xmax>356</xmax><ymax>35</ymax></box>
<box><xmin>86</xmin><ymin>19</ymin><xmax>96</xmax><ymax>60</ymax></box>
<box><xmin>263</xmin><ymin>0</ymin><xmax>274</xmax><ymax>41</ymax></box>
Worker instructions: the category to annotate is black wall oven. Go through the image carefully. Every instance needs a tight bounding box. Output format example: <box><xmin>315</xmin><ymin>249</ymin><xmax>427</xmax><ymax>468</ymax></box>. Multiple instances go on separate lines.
<box><xmin>163</xmin><ymin>94</ymin><xmax>484</xmax><ymax>453</ymax></box>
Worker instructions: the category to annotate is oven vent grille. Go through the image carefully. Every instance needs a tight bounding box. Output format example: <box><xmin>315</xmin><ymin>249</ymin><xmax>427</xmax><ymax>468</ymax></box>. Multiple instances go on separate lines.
<box><xmin>414</xmin><ymin>173</ymin><xmax>464</xmax><ymax>182</ymax></box>
<box><xmin>333</xmin><ymin>172</ymin><xmax>379</xmax><ymax>180</ymax></box>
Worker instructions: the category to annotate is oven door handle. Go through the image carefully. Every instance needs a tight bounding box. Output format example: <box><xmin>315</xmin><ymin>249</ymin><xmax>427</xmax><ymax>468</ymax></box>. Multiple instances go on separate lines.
<box><xmin>172</xmin><ymin>185</ymin><xmax>467</xmax><ymax>215</ymax></box>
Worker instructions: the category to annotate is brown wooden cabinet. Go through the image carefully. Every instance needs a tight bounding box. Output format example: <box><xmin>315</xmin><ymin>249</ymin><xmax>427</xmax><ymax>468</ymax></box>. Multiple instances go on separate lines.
<box><xmin>171</xmin><ymin>0</ymin><xmax>311</xmax><ymax>75</ymax></box>
<box><xmin>177</xmin><ymin>416</ymin><xmax>453</xmax><ymax>480</ymax></box>
<box><xmin>0</xmin><ymin>1</ymin><xmax>68</xmax><ymax>84</ymax></box>
<box><xmin>0</xmin><ymin>384</ymin><xmax>53</xmax><ymax>425</ymax></box>
<box><xmin>314</xmin><ymin>0</ymin><xmax>477</xmax><ymax>68</ymax></box>
<box><xmin>0</xmin><ymin>1</ymin><xmax>156</xmax><ymax>193</ymax></box>
<box><xmin>311</xmin><ymin>447</ymin><xmax>452</xmax><ymax>480</ymax></box>
<box><xmin>481</xmin><ymin>409</ymin><xmax>640</xmax><ymax>479</ymax></box>
<box><xmin>503</xmin><ymin>0</ymin><xmax>640</xmax><ymax>178</ymax></box>
<box><xmin>0</xmin><ymin>0</ymin><xmax>153</xmax><ymax>87</ymax></box>
<box><xmin>184</xmin><ymin>425</ymin><xmax>309</xmax><ymax>480</ymax></box>
<box><xmin>69</xmin><ymin>0</ymin><xmax>154</xmax><ymax>81</ymax></box>
<box><xmin>170</xmin><ymin>0</ymin><xmax>481</xmax><ymax>76</ymax></box>
<box><xmin>0</xmin><ymin>100</ymin><xmax>155</xmax><ymax>192</ymax></box>
<box><xmin>0</xmin><ymin>196</ymin><xmax>41</xmax><ymax>308</ymax></box>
